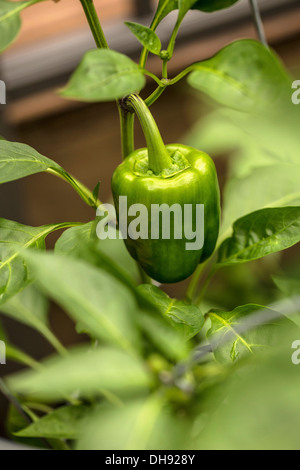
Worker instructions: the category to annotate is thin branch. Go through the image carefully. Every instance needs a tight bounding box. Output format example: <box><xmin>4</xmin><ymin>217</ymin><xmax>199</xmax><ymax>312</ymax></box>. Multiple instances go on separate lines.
<box><xmin>249</xmin><ymin>0</ymin><xmax>268</xmax><ymax>46</ymax></box>
<box><xmin>0</xmin><ymin>378</ymin><xmax>32</xmax><ymax>425</ymax></box>
<box><xmin>172</xmin><ymin>295</ymin><xmax>300</xmax><ymax>382</ymax></box>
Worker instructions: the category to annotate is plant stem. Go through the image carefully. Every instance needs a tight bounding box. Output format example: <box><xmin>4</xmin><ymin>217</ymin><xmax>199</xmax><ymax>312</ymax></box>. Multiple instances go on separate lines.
<box><xmin>126</xmin><ymin>94</ymin><xmax>172</xmax><ymax>174</ymax></box>
<box><xmin>195</xmin><ymin>265</ymin><xmax>219</xmax><ymax>306</ymax></box>
<box><xmin>119</xmin><ymin>106</ymin><xmax>135</xmax><ymax>159</ymax></box>
<box><xmin>185</xmin><ymin>263</ymin><xmax>207</xmax><ymax>303</ymax></box>
<box><xmin>138</xmin><ymin>264</ymin><xmax>152</xmax><ymax>285</ymax></box>
<box><xmin>249</xmin><ymin>0</ymin><xmax>268</xmax><ymax>46</ymax></box>
<box><xmin>6</xmin><ymin>345</ymin><xmax>42</xmax><ymax>371</ymax></box>
<box><xmin>167</xmin><ymin>17</ymin><xmax>183</xmax><ymax>59</ymax></box>
<box><xmin>168</xmin><ymin>65</ymin><xmax>195</xmax><ymax>86</ymax></box>
<box><xmin>0</xmin><ymin>378</ymin><xmax>32</xmax><ymax>425</ymax></box>
<box><xmin>144</xmin><ymin>70</ymin><xmax>164</xmax><ymax>87</ymax></box>
<box><xmin>47</xmin><ymin>168</ymin><xmax>102</xmax><ymax>210</ymax></box>
<box><xmin>145</xmin><ymin>85</ymin><xmax>168</xmax><ymax>107</ymax></box>
<box><xmin>79</xmin><ymin>0</ymin><xmax>108</xmax><ymax>49</ymax></box>
<box><xmin>34</xmin><ymin>324</ymin><xmax>68</xmax><ymax>358</ymax></box>
<box><xmin>162</xmin><ymin>60</ymin><xmax>168</xmax><ymax>79</ymax></box>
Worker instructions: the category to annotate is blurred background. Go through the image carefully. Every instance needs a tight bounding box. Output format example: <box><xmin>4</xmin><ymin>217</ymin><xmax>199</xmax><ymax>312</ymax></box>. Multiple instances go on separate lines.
<box><xmin>0</xmin><ymin>0</ymin><xmax>300</xmax><ymax>440</ymax></box>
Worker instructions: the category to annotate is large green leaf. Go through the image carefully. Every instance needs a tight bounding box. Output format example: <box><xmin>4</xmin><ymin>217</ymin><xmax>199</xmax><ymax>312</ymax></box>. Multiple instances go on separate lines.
<box><xmin>0</xmin><ymin>140</ymin><xmax>99</xmax><ymax>209</ymax></box>
<box><xmin>207</xmin><ymin>304</ymin><xmax>286</xmax><ymax>364</ymax></box>
<box><xmin>76</xmin><ymin>396</ymin><xmax>190</xmax><ymax>450</ymax></box>
<box><xmin>0</xmin><ymin>219</ymin><xmax>74</xmax><ymax>304</ymax></box>
<box><xmin>221</xmin><ymin>164</ymin><xmax>300</xmax><ymax>236</ymax></box>
<box><xmin>0</xmin><ymin>316</ymin><xmax>8</xmax><ymax>341</ymax></box>
<box><xmin>196</xmin><ymin>330</ymin><xmax>300</xmax><ymax>450</ymax></box>
<box><xmin>0</xmin><ymin>284</ymin><xmax>65</xmax><ymax>354</ymax></box>
<box><xmin>0</xmin><ymin>0</ymin><xmax>31</xmax><ymax>53</ymax></box>
<box><xmin>138</xmin><ymin>310</ymin><xmax>189</xmax><ymax>362</ymax></box>
<box><xmin>6</xmin><ymin>404</ymin><xmax>46</xmax><ymax>449</ymax></box>
<box><xmin>188</xmin><ymin>40</ymin><xmax>291</xmax><ymax>112</ymax></box>
<box><xmin>7</xmin><ymin>346</ymin><xmax>151</xmax><ymax>402</ymax></box>
<box><xmin>218</xmin><ymin>207</ymin><xmax>300</xmax><ymax>265</ymax></box>
<box><xmin>23</xmin><ymin>251</ymin><xmax>141</xmax><ymax>354</ymax></box>
<box><xmin>5</xmin><ymin>343</ymin><xmax>40</xmax><ymax>370</ymax></box>
<box><xmin>60</xmin><ymin>49</ymin><xmax>146</xmax><ymax>102</ymax></box>
<box><xmin>138</xmin><ymin>284</ymin><xmax>204</xmax><ymax>340</ymax></box>
<box><xmin>0</xmin><ymin>140</ymin><xmax>62</xmax><ymax>184</ymax></box>
<box><xmin>185</xmin><ymin>109</ymin><xmax>300</xmax><ymax>174</ymax></box>
<box><xmin>55</xmin><ymin>222</ymin><xmax>140</xmax><ymax>286</ymax></box>
<box><xmin>273</xmin><ymin>275</ymin><xmax>300</xmax><ymax>298</ymax></box>
<box><xmin>15</xmin><ymin>405</ymin><xmax>91</xmax><ymax>439</ymax></box>
<box><xmin>0</xmin><ymin>284</ymin><xmax>48</xmax><ymax>329</ymax></box>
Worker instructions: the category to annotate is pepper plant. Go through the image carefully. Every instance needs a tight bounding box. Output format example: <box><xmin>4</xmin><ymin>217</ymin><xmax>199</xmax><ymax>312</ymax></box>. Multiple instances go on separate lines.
<box><xmin>0</xmin><ymin>0</ymin><xmax>300</xmax><ymax>450</ymax></box>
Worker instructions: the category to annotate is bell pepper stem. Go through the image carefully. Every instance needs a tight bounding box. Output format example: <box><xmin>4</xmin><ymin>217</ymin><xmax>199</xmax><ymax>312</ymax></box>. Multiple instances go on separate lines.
<box><xmin>125</xmin><ymin>94</ymin><xmax>173</xmax><ymax>174</ymax></box>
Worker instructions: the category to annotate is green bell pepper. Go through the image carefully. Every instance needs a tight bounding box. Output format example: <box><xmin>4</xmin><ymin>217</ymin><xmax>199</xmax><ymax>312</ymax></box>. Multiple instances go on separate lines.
<box><xmin>111</xmin><ymin>95</ymin><xmax>220</xmax><ymax>283</ymax></box>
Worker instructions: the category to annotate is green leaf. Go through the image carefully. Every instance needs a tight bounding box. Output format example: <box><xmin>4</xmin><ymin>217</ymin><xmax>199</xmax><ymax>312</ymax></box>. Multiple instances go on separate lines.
<box><xmin>0</xmin><ymin>317</ymin><xmax>8</xmax><ymax>342</ymax></box>
<box><xmin>60</xmin><ymin>49</ymin><xmax>146</xmax><ymax>102</ymax></box>
<box><xmin>23</xmin><ymin>251</ymin><xmax>141</xmax><ymax>354</ymax></box>
<box><xmin>221</xmin><ymin>164</ymin><xmax>300</xmax><ymax>236</ymax></box>
<box><xmin>6</xmin><ymin>404</ymin><xmax>45</xmax><ymax>449</ymax></box>
<box><xmin>0</xmin><ymin>140</ymin><xmax>98</xmax><ymax>209</ymax></box>
<box><xmin>138</xmin><ymin>284</ymin><xmax>204</xmax><ymax>340</ymax></box>
<box><xmin>152</xmin><ymin>0</ymin><xmax>239</xmax><ymax>26</ymax></box>
<box><xmin>5</xmin><ymin>344</ymin><xmax>40</xmax><ymax>370</ymax></box>
<box><xmin>55</xmin><ymin>222</ymin><xmax>140</xmax><ymax>285</ymax></box>
<box><xmin>0</xmin><ymin>284</ymin><xmax>65</xmax><ymax>354</ymax></box>
<box><xmin>188</xmin><ymin>40</ymin><xmax>291</xmax><ymax>112</ymax></box>
<box><xmin>92</xmin><ymin>181</ymin><xmax>100</xmax><ymax>203</ymax></box>
<box><xmin>7</xmin><ymin>345</ymin><xmax>151</xmax><ymax>402</ymax></box>
<box><xmin>178</xmin><ymin>0</ymin><xmax>198</xmax><ymax>20</ymax></box>
<box><xmin>273</xmin><ymin>275</ymin><xmax>300</xmax><ymax>297</ymax></box>
<box><xmin>138</xmin><ymin>310</ymin><xmax>189</xmax><ymax>362</ymax></box>
<box><xmin>207</xmin><ymin>304</ymin><xmax>287</xmax><ymax>364</ymax></box>
<box><xmin>218</xmin><ymin>207</ymin><xmax>300</xmax><ymax>265</ymax></box>
<box><xmin>192</xmin><ymin>0</ymin><xmax>240</xmax><ymax>12</ymax></box>
<box><xmin>0</xmin><ymin>140</ymin><xmax>62</xmax><ymax>184</ymax></box>
<box><xmin>76</xmin><ymin>396</ymin><xmax>190</xmax><ymax>450</ymax></box>
<box><xmin>15</xmin><ymin>405</ymin><xmax>90</xmax><ymax>439</ymax></box>
<box><xmin>0</xmin><ymin>284</ymin><xmax>68</xmax><ymax>355</ymax></box>
<box><xmin>0</xmin><ymin>0</ymin><xmax>31</xmax><ymax>53</ymax></box>
<box><xmin>0</xmin><ymin>218</ymin><xmax>74</xmax><ymax>304</ymax></box>
<box><xmin>0</xmin><ymin>284</ymin><xmax>48</xmax><ymax>330</ymax></box>
<box><xmin>54</xmin><ymin>222</ymin><xmax>95</xmax><ymax>256</ymax></box>
<box><xmin>196</xmin><ymin>329</ymin><xmax>300</xmax><ymax>450</ymax></box>
<box><xmin>272</xmin><ymin>275</ymin><xmax>300</xmax><ymax>325</ymax></box>
<box><xmin>125</xmin><ymin>22</ymin><xmax>161</xmax><ymax>55</ymax></box>
<box><xmin>152</xmin><ymin>0</ymin><xmax>178</xmax><ymax>26</ymax></box>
